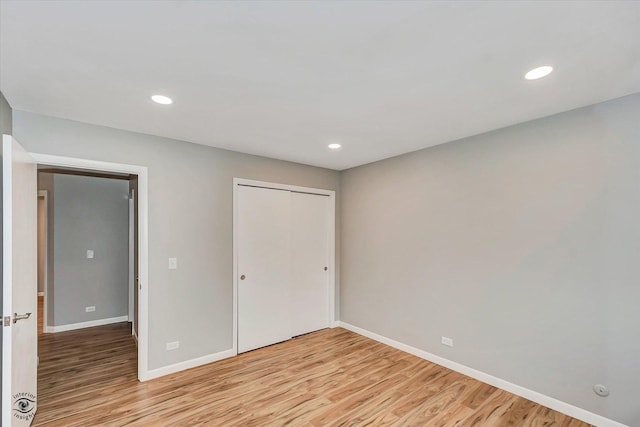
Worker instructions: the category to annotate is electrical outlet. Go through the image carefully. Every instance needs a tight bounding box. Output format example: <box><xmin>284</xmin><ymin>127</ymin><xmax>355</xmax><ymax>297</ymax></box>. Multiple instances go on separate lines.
<box><xmin>168</xmin><ymin>258</ymin><xmax>178</xmax><ymax>270</ymax></box>
<box><xmin>441</xmin><ymin>336</ymin><xmax>454</xmax><ymax>347</ymax></box>
<box><xmin>166</xmin><ymin>341</ymin><xmax>179</xmax><ymax>351</ymax></box>
<box><xmin>85</xmin><ymin>306</ymin><xmax>96</xmax><ymax>312</ymax></box>
<box><xmin>86</xmin><ymin>250</ymin><xmax>94</xmax><ymax>259</ymax></box>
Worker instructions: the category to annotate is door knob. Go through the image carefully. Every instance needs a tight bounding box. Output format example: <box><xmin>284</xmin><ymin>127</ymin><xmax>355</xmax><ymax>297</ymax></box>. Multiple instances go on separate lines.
<box><xmin>13</xmin><ymin>312</ymin><xmax>32</xmax><ymax>324</ymax></box>
<box><xmin>324</xmin><ymin>266</ymin><xmax>328</xmax><ymax>271</ymax></box>
<box><xmin>240</xmin><ymin>275</ymin><xmax>246</xmax><ymax>280</ymax></box>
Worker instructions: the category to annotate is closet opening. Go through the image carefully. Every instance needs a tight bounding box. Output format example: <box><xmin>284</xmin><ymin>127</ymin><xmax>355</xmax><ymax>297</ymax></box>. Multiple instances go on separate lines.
<box><xmin>232</xmin><ymin>179</ymin><xmax>336</xmax><ymax>354</ymax></box>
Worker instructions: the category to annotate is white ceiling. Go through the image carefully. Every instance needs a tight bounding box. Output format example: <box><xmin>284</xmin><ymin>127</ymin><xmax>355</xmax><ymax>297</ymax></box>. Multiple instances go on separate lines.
<box><xmin>1</xmin><ymin>1</ymin><xmax>639</xmax><ymax>170</ymax></box>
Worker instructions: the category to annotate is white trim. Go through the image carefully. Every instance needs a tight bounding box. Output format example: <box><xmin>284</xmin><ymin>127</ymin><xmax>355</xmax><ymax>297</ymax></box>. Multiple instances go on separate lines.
<box><xmin>128</xmin><ymin>189</ymin><xmax>135</xmax><ymax>324</ymax></box>
<box><xmin>232</xmin><ymin>178</ymin><xmax>337</xmax><ymax>355</ymax></box>
<box><xmin>337</xmin><ymin>321</ymin><xmax>628</xmax><ymax>427</ymax></box>
<box><xmin>48</xmin><ymin>316</ymin><xmax>129</xmax><ymax>333</ymax></box>
<box><xmin>29</xmin><ymin>152</ymin><xmax>150</xmax><ymax>382</ymax></box>
<box><xmin>325</xmin><ymin>189</ymin><xmax>336</xmax><ymax>328</ymax></box>
<box><xmin>37</xmin><ymin>190</ymin><xmax>49</xmax><ymax>333</ymax></box>
<box><xmin>144</xmin><ymin>349</ymin><xmax>235</xmax><ymax>381</ymax></box>
<box><xmin>232</xmin><ymin>180</ymin><xmax>239</xmax><ymax>354</ymax></box>
<box><xmin>235</xmin><ymin>178</ymin><xmax>336</xmax><ymax>196</ymax></box>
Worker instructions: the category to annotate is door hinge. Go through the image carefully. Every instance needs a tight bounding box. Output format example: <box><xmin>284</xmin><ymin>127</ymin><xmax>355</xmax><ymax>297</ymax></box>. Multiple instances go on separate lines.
<box><xmin>3</xmin><ymin>316</ymin><xmax>10</xmax><ymax>327</ymax></box>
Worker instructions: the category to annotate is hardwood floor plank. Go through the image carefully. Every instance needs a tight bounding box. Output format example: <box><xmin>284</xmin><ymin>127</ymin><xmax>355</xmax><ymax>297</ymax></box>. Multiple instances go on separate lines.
<box><xmin>462</xmin><ymin>382</ymin><xmax>499</xmax><ymax>410</ymax></box>
<box><xmin>461</xmin><ymin>389</ymin><xmax>520</xmax><ymax>426</ymax></box>
<box><xmin>397</xmin><ymin>377</ymin><xmax>478</xmax><ymax>425</ymax></box>
<box><xmin>34</xmin><ymin>299</ymin><xmax>592</xmax><ymax>427</ymax></box>
<box><xmin>309</xmin><ymin>368</ymin><xmax>412</xmax><ymax>426</ymax></box>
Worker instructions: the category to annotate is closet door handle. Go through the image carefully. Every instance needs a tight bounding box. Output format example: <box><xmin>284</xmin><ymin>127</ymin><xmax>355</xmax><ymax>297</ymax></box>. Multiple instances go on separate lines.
<box><xmin>240</xmin><ymin>275</ymin><xmax>246</xmax><ymax>280</ymax></box>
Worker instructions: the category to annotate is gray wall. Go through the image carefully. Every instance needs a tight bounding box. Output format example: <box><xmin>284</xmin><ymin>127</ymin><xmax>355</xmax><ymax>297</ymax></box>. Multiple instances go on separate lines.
<box><xmin>340</xmin><ymin>93</ymin><xmax>640</xmax><ymax>426</ymax></box>
<box><xmin>0</xmin><ymin>90</ymin><xmax>11</xmax><ymax>135</ymax></box>
<box><xmin>51</xmin><ymin>174</ymin><xmax>129</xmax><ymax>326</ymax></box>
<box><xmin>0</xmin><ymin>89</ymin><xmax>12</xmax><ymax>407</ymax></box>
<box><xmin>13</xmin><ymin>110</ymin><xmax>341</xmax><ymax>370</ymax></box>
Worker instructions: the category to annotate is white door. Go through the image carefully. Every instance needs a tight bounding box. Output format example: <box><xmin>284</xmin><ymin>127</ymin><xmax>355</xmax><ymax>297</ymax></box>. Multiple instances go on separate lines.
<box><xmin>290</xmin><ymin>193</ymin><xmax>330</xmax><ymax>336</ymax></box>
<box><xmin>237</xmin><ymin>186</ymin><xmax>292</xmax><ymax>353</ymax></box>
<box><xmin>2</xmin><ymin>135</ymin><xmax>38</xmax><ymax>426</ymax></box>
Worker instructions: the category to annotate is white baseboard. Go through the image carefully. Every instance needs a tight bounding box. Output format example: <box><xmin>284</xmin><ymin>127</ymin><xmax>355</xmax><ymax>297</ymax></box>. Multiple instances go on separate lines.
<box><xmin>336</xmin><ymin>321</ymin><xmax>627</xmax><ymax>427</ymax></box>
<box><xmin>48</xmin><ymin>316</ymin><xmax>129</xmax><ymax>333</ymax></box>
<box><xmin>37</xmin><ymin>291</ymin><xmax>45</xmax><ymax>296</ymax></box>
<box><xmin>141</xmin><ymin>349</ymin><xmax>235</xmax><ymax>381</ymax></box>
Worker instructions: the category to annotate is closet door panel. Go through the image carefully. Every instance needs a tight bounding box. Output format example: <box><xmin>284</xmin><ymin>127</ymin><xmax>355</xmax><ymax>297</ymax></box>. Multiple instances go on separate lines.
<box><xmin>290</xmin><ymin>192</ymin><xmax>330</xmax><ymax>336</ymax></box>
<box><xmin>237</xmin><ymin>186</ymin><xmax>292</xmax><ymax>353</ymax></box>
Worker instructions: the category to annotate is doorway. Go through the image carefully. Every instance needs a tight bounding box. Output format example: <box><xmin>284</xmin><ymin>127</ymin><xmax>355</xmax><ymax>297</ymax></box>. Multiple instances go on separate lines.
<box><xmin>36</xmin><ymin>168</ymin><xmax>136</xmax><ymax>335</ymax></box>
<box><xmin>30</xmin><ymin>153</ymin><xmax>149</xmax><ymax>380</ymax></box>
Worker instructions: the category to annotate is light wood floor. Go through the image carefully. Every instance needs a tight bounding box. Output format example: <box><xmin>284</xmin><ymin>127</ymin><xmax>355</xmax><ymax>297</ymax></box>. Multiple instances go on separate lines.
<box><xmin>35</xmin><ymin>302</ymin><xmax>590</xmax><ymax>426</ymax></box>
<box><xmin>38</xmin><ymin>295</ymin><xmax>44</xmax><ymax>334</ymax></box>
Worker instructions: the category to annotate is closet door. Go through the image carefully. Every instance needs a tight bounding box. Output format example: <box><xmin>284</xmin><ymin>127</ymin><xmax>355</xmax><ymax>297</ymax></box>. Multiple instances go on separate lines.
<box><xmin>237</xmin><ymin>186</ymin><xmax>292</xmax><ymax>353</ymax></box>
<box><xmin>290</xmin><ymin>192</ymin><xmax>330</xmax><ymax>336</ymax></box>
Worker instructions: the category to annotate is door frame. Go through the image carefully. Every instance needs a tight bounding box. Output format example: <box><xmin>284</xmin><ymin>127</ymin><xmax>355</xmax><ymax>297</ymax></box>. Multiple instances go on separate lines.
<box><xmin>37</xmin><ymin>189</ymin><xmax>50</xmax><ymax>333</ymax></box>
<box><xmin>29</xmin><ymin>153</ymin><xmax>151</xmax><ymax>381</ymax></box>
<box><xmin>128</xmin><ymin>188</ymin><xmax>135</xmax><ymax>331</ymax></box>
<box><xmin>232</xmin><ymin>178</ymin><xmax>337</xmax><ymax>355</ymax></box>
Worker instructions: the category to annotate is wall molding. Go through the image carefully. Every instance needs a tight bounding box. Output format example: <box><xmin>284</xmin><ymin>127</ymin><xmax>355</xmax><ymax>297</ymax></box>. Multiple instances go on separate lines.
<box><xmin>48</xmin><ymin>316</ymin><xmax>129</xmax><ymax>333</ymax></box>
<box><xmin>142</xmin><ymin>349</ymin><xmax>235</xmax><ymax>381</ymax></box>
<box><xmin>336</xmin><ymin>321</ymin><xmax>627</xmax><ymax>427</ymax></box>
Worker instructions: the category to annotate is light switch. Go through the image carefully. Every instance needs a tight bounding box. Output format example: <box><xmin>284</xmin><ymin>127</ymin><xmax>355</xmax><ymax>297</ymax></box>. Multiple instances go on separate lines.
<box><xmin>87</xmin><ymin>250</ymin><xmax>94</xmax><ymax>259</ymax></box>
<box><xmin>168</xmin><ymin>257</ymin><xmax>178</xmax><ymax>270</ymax></box>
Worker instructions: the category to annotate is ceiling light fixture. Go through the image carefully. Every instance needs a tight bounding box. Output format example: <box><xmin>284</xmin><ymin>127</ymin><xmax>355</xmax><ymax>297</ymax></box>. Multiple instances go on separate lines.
<box><xmin>525</xmin><ymin>65</ymin><xmax>553</xmax><ymax>80</ymax></box>
<box><xmin>328</xmin><ymin>143</ymin><xmax>342</xmax><ymax>150</ymax></box>
<box><xmin>151</xmin><ymin>94</ymin><xmax>173</xmax><ymax>105</ymax></box>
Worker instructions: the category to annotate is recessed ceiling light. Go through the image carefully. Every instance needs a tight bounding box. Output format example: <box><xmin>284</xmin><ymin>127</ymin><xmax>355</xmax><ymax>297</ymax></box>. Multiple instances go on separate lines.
<box><xmin>328</xmin><ymin>143</ymin><xmax>342</xmax><ymax>150</ymax></box>
<box><xmin>525</xmin><ymin>66</ymin><xmax>553</xmax><ymax>80</ymax></box>
<box><xmin>151</xmin><ymin>94</ymin><xmax>173</xmax><ymax>105</ymax></box>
